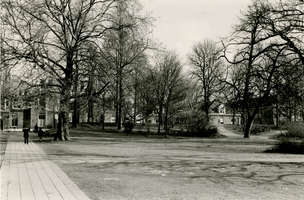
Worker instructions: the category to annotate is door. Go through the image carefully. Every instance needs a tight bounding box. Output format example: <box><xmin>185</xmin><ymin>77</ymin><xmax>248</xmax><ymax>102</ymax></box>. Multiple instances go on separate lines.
<box><xmin>23</xmin><ymin>109</ymin><xmax>31</xmax><ymax>129</ymax></box>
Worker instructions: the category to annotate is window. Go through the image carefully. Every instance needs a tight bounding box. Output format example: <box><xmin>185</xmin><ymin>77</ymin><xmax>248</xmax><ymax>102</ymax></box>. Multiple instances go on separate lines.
<box><xmin>11</xmin><ymin>113</ymin><xmax>18</xmax><ymax>126</ymax></box>
<box><xmin>38</xmin><ymin>112</ymin><xmax>45</xmax><ymax>127</ymax></box>
<box><xmin>39</xmin><ymin>113</ymin><xmax>45</xmax><ymax>119</ymax></box>
<box><xmin>4</xmin><ymin>99</ymin><xmax>8</xmax><ymax>110</ymax></box>
<box><xmin>12</xmin><ymin>100</ymin><xmax>22</xmax><ymax>109</ymax></box>
<box><xmin>219</xmin><ymin>105</ymin><xmax>225</xmax><ymax>114</ymax></box>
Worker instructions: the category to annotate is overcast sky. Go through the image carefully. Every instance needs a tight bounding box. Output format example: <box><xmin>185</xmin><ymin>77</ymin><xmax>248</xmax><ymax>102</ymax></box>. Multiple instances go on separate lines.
<box><xmin>142</xmin><ymin>0</ymin><xmax>253</xmax><ymax>62</ymax></box>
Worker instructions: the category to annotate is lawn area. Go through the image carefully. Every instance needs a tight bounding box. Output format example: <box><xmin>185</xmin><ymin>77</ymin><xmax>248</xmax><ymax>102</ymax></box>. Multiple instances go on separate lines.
<box><xmin>223</xmin><ymin>124</ymin><xmax>279</xmax><ymax>136</ymax></box>
<box><xmin>37</xmin><ymin>127</ymin><xmax>304</xmax><ymax>200</ymax></box>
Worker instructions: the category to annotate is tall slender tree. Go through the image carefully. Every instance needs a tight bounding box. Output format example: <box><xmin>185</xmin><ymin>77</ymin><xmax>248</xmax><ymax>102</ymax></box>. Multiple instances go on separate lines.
<box><xmin>152</xmin><ymin>51</ymin><xmax>187</xmax><ymax>136</ymax></box>
<box><xmin>188</xmin><ymin>39</ymin><xmax>224</xmax><ymax>122</ymax></box>
<box><xmin>101</xmin><ymin>0</ymin><xmax>153</xmax><ymax>129</ymax></box>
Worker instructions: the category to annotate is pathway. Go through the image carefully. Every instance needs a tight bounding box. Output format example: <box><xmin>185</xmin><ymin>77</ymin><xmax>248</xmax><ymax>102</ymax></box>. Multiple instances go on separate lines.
<box><xmin>215</xmin><ymin>124</ymin><xmax>241</xmax><ymax>138</ymax></box>
<box><xmin>216</xmin><ymin>124</ymin><xmax>284</xmax><ymax>140</ymax></box>
<box><xmin>1</xmin><ymin>132</ymin><xmax>91</xmax><ymax>200</ymax></box>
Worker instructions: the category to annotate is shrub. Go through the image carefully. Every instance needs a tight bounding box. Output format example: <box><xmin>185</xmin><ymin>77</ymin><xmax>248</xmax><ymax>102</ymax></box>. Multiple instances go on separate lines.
<box><xmin>285</xmin><ymin>122</ymin><xmax>304</xmax><ymax>138</ymax></box>
<box><xmin>266</xmin><ymin>139</ymin><xmax>304</xmax><ymax>154</ymax></box>
<box><xmin>123</xmin><ymin>121</ymin><xmax>134</xmax><ymax>134</ymax></box>
<box><xmin>250</xmin><ymin>125</ymin><xmax>271</xmax><ymax>135</ymax></box>
<box><xmin>193</xmin><ymin>125</ymin><xmax>218</xmax><ymax>137</ymax></box>
<box><xmin>182</xmin><ymin>111</ymin><xmax>218</xmax><ymax>137</ymax></box>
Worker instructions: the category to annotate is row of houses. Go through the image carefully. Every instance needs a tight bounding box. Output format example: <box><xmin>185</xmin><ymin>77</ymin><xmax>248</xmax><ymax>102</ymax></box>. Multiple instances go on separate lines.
<box><xmin>1</xmin><ymin>88</ymin><xmax>300</xmax><ymax>131</ymax></box>
<box><xmin>0</xmin><ymin>94</ymin><xmax>242</xmax><ymax>131</ymax></box>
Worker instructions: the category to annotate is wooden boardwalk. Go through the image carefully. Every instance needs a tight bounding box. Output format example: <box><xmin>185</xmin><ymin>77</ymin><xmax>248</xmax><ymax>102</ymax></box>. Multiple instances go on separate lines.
<box><xmin>1</xmin><ymin>133</ymin><xmax>90</xmax><ymax>200</ymax></box>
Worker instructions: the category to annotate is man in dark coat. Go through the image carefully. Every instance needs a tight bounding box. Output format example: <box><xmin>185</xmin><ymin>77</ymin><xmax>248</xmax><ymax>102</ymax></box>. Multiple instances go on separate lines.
<box><xmin>22</xmin><ymin>126</ymin><xmax>29</xmax><ymax>144</ymax></box>
<box><xmin>38</xmin><ymin>127</ymin><xmax>44</xmax><ymax>143</ymax></box>
<box><xmin>34</xmin><ymin>123</ymin><xmax>38</xmax><ymax>132</ymax></box>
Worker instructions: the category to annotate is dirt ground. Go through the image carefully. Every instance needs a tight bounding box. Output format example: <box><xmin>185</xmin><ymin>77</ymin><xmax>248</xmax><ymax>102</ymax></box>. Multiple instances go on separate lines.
<box><xmin>38</xmin><ymin>129</ymin><xmax>304</xmax><ymax>200</ymax></box>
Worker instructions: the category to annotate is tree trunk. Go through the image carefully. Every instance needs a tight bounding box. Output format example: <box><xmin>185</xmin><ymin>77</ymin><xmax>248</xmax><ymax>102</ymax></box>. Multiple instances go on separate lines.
<box><xmin>243</xmin><ymin>117</ymin><xmax>253</xmax><ymax>138</ymax></box>
<box><xmin>134</xmin><ymin>88</ymin><xmax>137</xmax><ymax>124</ymax></box>
<box><xmin>118</xmin><ymin>95</ymin><xmax>122</xmax><ymax>130</ymax></box>
<box><xmin>134</xmin><ymin>67</ymin><xmax>138</xmax><ymax>124</ymax></box>
<box><xmin>55</xmin><ymin>55</ymin><xmax>72</xmax><ymax>141</ymax></box>
<box><xmin>72</xmin><ymin>98</ymin><xmax>79</xmax><ymax>128</ymax></box>
<box><xmin>62</xmin><ymin>111</ymin><xmax>70</xmax><ymax>140</ymax></box>
<box><xmin>117</xmin><ymin>69</ymin><xmax>123</xmax><ymax>130</ymax></box>
<box><xmin>157</xmin><ymin>106</ymin><xmax>163</xmax><ymax>134</ymax></box>
<box><xmin>164</xmin><ymin>105</ymin><xmax>169</xmax><ymax>138</ymax></box>
<box><xmin>72</xmin><ymin>54</ymin><xmax>79</xmax><ymax>128</ymax></box>
<box><xmin>115</xmin><ymin>99</ymin><xmax>118</xmax><ymax>124</ymax></box>
<box><xmin>232</xmin><ymin>108</ymin><xmax>236</xmax><ymax>125</ymax></box>
<box><xmin>54</xmin><ymin>110</ymin><xmax>70</xmax><ymax>141</ymax></box>
<box><xmin>243</xmin><ymin>107</ymin><xmax>259</xmax><ymax>138</ymax></box>
<box><xmin>276</xmin><ymin>102</ymin><xmax>279</xmax><ymax>128</ymax></box>
<box><xmin>101</xmin><ymin>113</ymin><xmax>105</xmax><ymax>130</ymax></box>
<box><xmin>88</xmin><ymin>98</ymin><xmax>94</xmax><ymax>122</ymax></box>
<box><xmin>204</xmin><ymin>101</ymin><xmax>210</xmax><ymax>123</ymax></box>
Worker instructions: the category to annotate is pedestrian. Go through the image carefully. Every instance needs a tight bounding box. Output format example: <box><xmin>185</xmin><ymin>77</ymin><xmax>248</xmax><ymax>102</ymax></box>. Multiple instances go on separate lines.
<box><xmin>34</xmin><ymin>123</ymin><xmax>38</xmax><ymax>132</ymax></box>
<box><xmin>38</xmin><ymin>127</ymin><xmax>44</xmax><ymax>143</ymax></box>
<box><xmin>22</xmin><ymin>125</ymin><xmax>29</xmax><ymax>144</ymax></box>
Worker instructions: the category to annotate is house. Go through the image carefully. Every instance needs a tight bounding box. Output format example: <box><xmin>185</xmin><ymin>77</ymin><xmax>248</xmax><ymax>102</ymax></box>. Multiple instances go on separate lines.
<box><xmin>210</xmin><ymin>104</ymin><xmax>241</xmax><ymax>125</ymax></box>
<box><xmin>0</xmin><ymin>91</ymin><xmax>58</xmax><ymax>131</ymax></box>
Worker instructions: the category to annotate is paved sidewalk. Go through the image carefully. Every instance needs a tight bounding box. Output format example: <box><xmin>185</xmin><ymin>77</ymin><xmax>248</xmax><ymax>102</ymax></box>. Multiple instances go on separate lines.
<box><xmin>1</xmin><ymin>132</ymin><xmax>91</xmax><ymax>200</ymax></box>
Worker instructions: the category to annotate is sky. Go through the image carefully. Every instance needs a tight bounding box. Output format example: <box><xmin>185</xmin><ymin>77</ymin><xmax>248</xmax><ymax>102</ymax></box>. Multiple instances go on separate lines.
<box><xmin>142</xmin><ymin>0</ymin><xmax>253</xmax><ymax>62</ymax></box>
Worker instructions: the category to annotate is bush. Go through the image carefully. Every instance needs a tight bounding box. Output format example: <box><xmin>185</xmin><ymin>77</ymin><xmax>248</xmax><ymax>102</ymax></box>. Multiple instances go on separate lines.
<box><xmin>285</xmin><ymin>122</ymin><xmax>304</xmax><ymax>138</ymax></box>
<box><xmin>193</xmin><ymin>125</ymin><xmax>218</xmax><ymax>137</ymax></box>
<box><xmin>123</xmin><ymin>121</ymin><xmax>134</xmax><ymax>134</ymax></box>
<box><xmin>250</xmin><ymin>125</ymin><xmax>271</xmax><ymax>135</ymax></box>
<box><xmin>266</xmin><ymin>139</ymin><xmax>304</xmax><ymax>154</ymax></box>
<box><xmin>182</xmin><ymin>111</ymin><xmax>218</xmax><ymax>137</ymax></box>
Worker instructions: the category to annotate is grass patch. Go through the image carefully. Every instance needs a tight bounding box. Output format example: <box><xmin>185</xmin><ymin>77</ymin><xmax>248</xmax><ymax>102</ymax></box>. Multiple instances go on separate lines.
<box><xmin>224</xmin><ymin>124</ymin><xmax>281</xmax><ymax>135</ymax></box>
<box><xmin>266</xmin><ymin>122</ymin><xmax>304</xmax><ymax>154</ymax></box>
<box><xmin>70</xmin><ymin>123</ymin><xmax>221</xmax><ymax>138</ymax></box>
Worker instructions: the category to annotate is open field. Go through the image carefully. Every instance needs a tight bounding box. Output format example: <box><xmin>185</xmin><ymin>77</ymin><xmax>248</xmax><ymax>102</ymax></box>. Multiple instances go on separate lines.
<box><xmin>36</xmin><ymin>129</ymin><xmax>304</xmax><ymax>200</ymax></box>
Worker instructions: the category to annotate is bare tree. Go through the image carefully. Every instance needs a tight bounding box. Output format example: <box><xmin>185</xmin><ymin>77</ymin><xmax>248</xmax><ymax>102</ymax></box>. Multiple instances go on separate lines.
<box><xmin>101</xmin><ymin>0</ymin><xmax>154</xmax><ymax>129</ymax></box>
<box><xmin>188</xmin><ymin>39</ymin><xmax>224</xmax><ymax>122</ymax></box>
<box><xmin>269</xmin><ymin>0</ymin><xmax>304</xmax><ymax>64</ymax></box>
<box><xmin>136</xmin><ymin>66</ymin><xmax>158</xmax><ymax>125</ymax></box>
<box><xmin>223</xmin><ymin>0</ymin><xmax>304</xmax><ymax>138</ymax></box>
<box><xmin>2</xmin><ymin>0</ymin><xmax>116</xmax><ymax>140</ymax></box>
<box><xmin>152</xmin><ymin>51</ymin><xmax>187</xmax><ymax>137</ymax></box>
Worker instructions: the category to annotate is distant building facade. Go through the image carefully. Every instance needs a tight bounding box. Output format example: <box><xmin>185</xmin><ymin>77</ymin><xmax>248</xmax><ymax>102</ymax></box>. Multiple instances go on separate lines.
<box><xmin>0</xmin><ymin>94</ymin><xmax>57</xmax><ymax>131</ymax></box>
<box><xmin>210</xmin><ymin>104</ymin><xmax>241</xmax><ymax>125</ymax></box>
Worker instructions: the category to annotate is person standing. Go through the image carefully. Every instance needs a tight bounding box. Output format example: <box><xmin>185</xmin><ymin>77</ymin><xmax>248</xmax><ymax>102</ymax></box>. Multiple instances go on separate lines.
<box><xmin>34</xmin><ymin>123</ymin><xmax>38</xmax><ymax>132</ymax></box>
<box><xmin>22</xmin><ymin>125</ymin><xmax>29</xmax><ymax>144</ymax></box>
<box><xmin>38</xmin><ymin>127</ymin><xmax>44</xmax><ymax>143</ymax></box>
